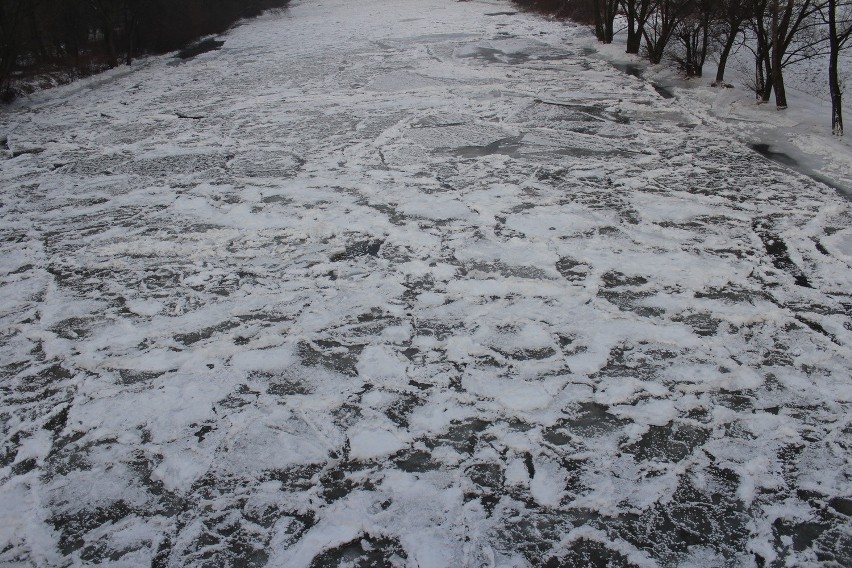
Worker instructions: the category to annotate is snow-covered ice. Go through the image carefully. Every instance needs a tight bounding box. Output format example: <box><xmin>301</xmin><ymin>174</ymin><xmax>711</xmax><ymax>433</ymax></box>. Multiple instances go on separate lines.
<box><xmin>1</xmin><ymin>0</ymin><xmax>851</xmax><ymax>566</ymax></box>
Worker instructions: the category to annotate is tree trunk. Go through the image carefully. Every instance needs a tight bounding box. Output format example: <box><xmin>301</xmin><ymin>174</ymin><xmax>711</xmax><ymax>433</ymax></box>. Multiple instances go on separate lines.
<box><xmin>696</xmin><ymin>13</ymin><xmax>710</xmax><ymax>77</ymax></box>
<box><xmin>755</xmin><ymin>28</ymin><xmax>773</xmax><ymax>102</ymax></box>
<box><xmin>103</xmin><ymin>25</ymin><xmax>118</xmax><ymax>68</ymax></box>
<box><xmin>625</xmin><ymin>2</ymin><xmax>640</xmax><ymax>53</ymax></box>
<box><xmin>125</xmin><ymin>6</ymin><xmax>135</xmax><ymax>66</ymax></box>
<box><xmin>770</xmin><ymin>0</ymin><xmax>788</xmax><ymax>108</ymax></box>
<box><xmin>593</xmin><ymin>0</ymin><xmax>606</xmax><ymax>42</ymax></box>
<box><xmin>828</xmin><ymin>0</ymin><xmax>843</xmax><ymax>134</ymax></box>
<box><xmin>624</xmin><ymin>0</ymin><xmax>650</xmax><ymax>54</ymax></box>
<box><xmin>605</xmin><ymin>5</ymin><xmax>615</xmax><ymax>43</ymax></box>
<box><xmin>715</xmin><ymin>31</ymin><xmax>738</xmax><ymax>83</ymax></box>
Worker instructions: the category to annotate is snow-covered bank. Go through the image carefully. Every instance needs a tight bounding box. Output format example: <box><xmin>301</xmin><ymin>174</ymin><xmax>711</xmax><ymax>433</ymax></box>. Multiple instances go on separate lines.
<box><xmin>1</xmin><ymin>0</ymin><xmax>851</xmax><ymax>566</ymax></box>
<box><xmin>581</xmin><ymin>22</ymin><xmax>852</xmax><ymax>199</ymax></box>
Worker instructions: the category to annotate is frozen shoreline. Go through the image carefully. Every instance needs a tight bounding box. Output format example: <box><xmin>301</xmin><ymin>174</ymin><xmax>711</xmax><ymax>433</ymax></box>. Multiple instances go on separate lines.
<box><xmin>575</xmin><ymin>22</ymin><xmax>852</xmax><ymax>200</ymax></box>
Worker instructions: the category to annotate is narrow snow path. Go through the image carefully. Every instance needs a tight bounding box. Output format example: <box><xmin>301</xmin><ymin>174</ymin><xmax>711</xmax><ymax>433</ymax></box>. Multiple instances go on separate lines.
<box><xmin>1</xmin><ymin>1</ymin><xmax>850</xmax><ymax>566</ymax></box>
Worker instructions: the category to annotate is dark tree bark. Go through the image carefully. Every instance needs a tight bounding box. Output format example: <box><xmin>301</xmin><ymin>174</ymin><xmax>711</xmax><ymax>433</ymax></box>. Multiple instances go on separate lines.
<box><xmin>622</xmin><ymin>0</ymin><xmax>653</xmax><ymax>53</ymax></box>
<box><xmin>771</xmin><ymin>0</ymin><xmax>789</xmax><ymax>108</ymax></box>
<box><xmin>592</xmin><ymin>0</ymin><xmax>620</xmax><ymax>43</ymax></box>
<box><xmin>755</xmin><ymin>0</ymin><xmax>823</xmax><ymax>108</ymax></box>
<box><xmin>644</xmin><ymin>0</ymin><xmax>691</xmax><ymax>64</ymax></box>
<box><xmin>750</xmin><ymin>0</ymin><xmax>774</xmax><ymax>101</ymax></box>
<box><xmin>675</xmin><ymin>0</ymin><xmax>713</xmax><ymax>77</ymax></box>
<box><xmin>715</xmin><ymin>0</ymin><xmax>752</xmax><ymax>83</ymax></box>
<box><xmin>825</xmin><ymin>0</ymin><xmax>851</xmax><ymax>134</ymax></box>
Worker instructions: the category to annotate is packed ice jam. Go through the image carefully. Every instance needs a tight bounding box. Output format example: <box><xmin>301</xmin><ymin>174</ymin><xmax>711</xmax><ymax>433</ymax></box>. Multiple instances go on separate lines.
<box><xmin>0</xmin><ymin>0</ymin><xmax>851</xmax><ymax>566</ymax></box>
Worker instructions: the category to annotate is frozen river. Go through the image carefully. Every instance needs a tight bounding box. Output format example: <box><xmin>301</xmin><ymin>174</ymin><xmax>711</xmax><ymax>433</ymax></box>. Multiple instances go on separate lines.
<box><xmin>1</xmin><ymin>0</ymin><xmax>851</xmax><ymax>566</ymax></box>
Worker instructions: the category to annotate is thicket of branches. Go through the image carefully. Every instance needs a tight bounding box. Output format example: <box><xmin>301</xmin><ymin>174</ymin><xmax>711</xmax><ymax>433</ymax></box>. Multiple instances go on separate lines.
<box><xmin>0</xmin><ymin>0</ymin><xmax>290</xmax><ymax>102</ymax></box>
<box><xmin>514</xmin><ymin>0</ymin><xmax>852</xmax><ymax>134</ymax></box>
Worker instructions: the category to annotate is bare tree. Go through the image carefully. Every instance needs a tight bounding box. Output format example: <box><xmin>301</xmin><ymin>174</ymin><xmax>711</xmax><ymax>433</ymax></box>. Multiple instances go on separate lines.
<box><xmin>643</xmin><ymin>0</ymin><xmax>692</xmax><ymax>63</ymax></box>
<box><xmin>822</xmin><ymin>0</ymin><xmax>852</xmax><ymax>133</ymax></box>
<box><xmin>713</xmin><ymin>0</ymin><xmax>753</xmax><ymax>84</ymax></box>
<box><xmin>592</xmin><ymin>0</ymin><xmax>621</xmax><ymax>43</ymax></box>
<box><xmin>621</xmin><ymin>0</ymin><xmax>654</xmax><ymax>53</ymax></box>
<box><xmin>673</xmin><ymin>0</ymin><xmax>714</xmax><ymax>77</ymax></box>
<box><xmin>752</xmin><ymin>0</ymin><xmax>826</xmax><ymax>107</ymax></box>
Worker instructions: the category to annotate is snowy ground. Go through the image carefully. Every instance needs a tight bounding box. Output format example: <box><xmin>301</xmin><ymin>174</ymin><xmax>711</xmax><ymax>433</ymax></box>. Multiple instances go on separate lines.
<box><xmin>1</xmin><ymin>0</ymin><xmax>852</xmax><ymax>566</ymax></box>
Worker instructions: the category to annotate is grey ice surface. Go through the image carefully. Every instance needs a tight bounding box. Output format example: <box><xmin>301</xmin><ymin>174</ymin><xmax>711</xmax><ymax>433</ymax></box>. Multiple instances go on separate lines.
<box><xmin>1</xmin><ymin>0</ymin><xmax>851</xmax><ymax>566</ymax></box>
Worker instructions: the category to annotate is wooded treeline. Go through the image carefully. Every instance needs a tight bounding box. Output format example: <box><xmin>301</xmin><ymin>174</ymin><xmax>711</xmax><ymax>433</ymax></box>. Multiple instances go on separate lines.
<box><xmin>514</xmin><ymin>0</ymin><xmax>852</xmax><ymax>134</ymax></box>
<box><xmin>0</xmin><ymin>0</ymin><xmax>290</xmax><ymax>102</ymax></box>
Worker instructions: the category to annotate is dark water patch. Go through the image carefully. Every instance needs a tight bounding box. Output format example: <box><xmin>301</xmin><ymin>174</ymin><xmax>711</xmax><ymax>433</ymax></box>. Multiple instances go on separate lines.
<box><xmin>464</xmin><ymin>260</ymin><xmax>550</xmax><ymax>280</ymax></box>
<box><xmin>829</xmin><ymin>497</ymin><xmax>852</xmax><ymax>516</ymax></box>
<box><xmin>613</xmin><ymin>62</ymin><xmax>643</xmax><ymax>78</ymax></box>
<box><xmin>673</xmin><ymin>312</ymin><xmax>722</xmax><ymax>337</ymax></box>
<box><xmin>598</xmin><ymin>288</ymin><xmax>661</xmax><ymax>317</ymax></box>
<box><xmin>556</xmin><ymin>257</ymin><xmax>590</xmax><ymax>282</ymax></box>
<box><xmin>51</xmin><ymin>501</ymin><xmax>133</xmax><ymax>556</ymax></box>
<box><xmin>174</xmin><ymin>320</ymin><xmax>240</xmax><ymax>346</ymax></box>
<box><xmin>297</xmin><ymin>340</ymin><xmax>363</xmax><ymax>377</ymax></box>
<box><xmin>565</xmin><ymin>402</ymin><xmax>629</xmax><ymax>438</ymax></box>
<box><xmin>773</xmin><ymin>518</ymin><xmax>829</xmax><ymax>553</ymax></box>
<box><xmin>412</xmin><ymin>319</ymin><xmax>461</xmax><ymax>342</ymax></box>
<box><xmin>176</xmin><ymin>38</ymin><xmax>225</xmax><ymax>60</ymax></box>
<box><xmin>31</xmin><ymin>363</ymin><xmax>74</xmax><ymax>389</ymax></box>
<box><xmin>601</xmin><ymin>271</ymin><xmax>648</xmax><ymax>288</ymax></box>
<box><xmin>44</xmin><ymin>405</ymin><xmax>70</xmax><ymax>434</ymax></box>
<box><xmin>485</xmin><ymin>11</ymin><xmax>517</xmax><ymax>16</ymax></box>
<box><xmin>426</xmin><ymin>418</ymin><xmax>489</xmax><ymax>455</ymax></box>
<box><xmin>394</xmin><ymin>448</ymin><xmax>439</xmax><ymax>473</ymax></box>
<box><xmin>794</xmin><ymin>315</ymin><xmax>841</xmax><ymax>345</ymax></box>
<box><xmin>384</xmin><ymin>392</ymin><xmax>422</xmax><ymax>428</ymax></box>
<box><xmin>263</xmin><ymin>465</ymin><xmax>323</xmax><ymax>490</ymax></box>
<box><xmin>11</xmin><ymin>457</ymin><xmax>37</xmax><ymax>476</ymax></box>
<box><xmin>751</xmin><ymin>143</ymin><xmax>851</xmax><ymax>199</ymax></box>
<box><xmin>614</xmin><ymin>474</ymin><xmax>749</xmax><ymax>565</ymax></box>
<box><xmin>623</xmin><ymin>422</ymin><xmax>710</xmax><ymax>463</ymax></box>
<box><xmin>467</xmin><ymin>462</ymin><xmax>504</xmax><ymax>492</ymax></box>
<box><xmin>610</xmin><ymin>63</ymin><xmax>673</xmax><ymax>98</ymax></box>
<box><xmin>411</xmin><ymin>117</ymin><xmax>465</xmax><ymax>128</ymax></box>
<box><xmin>447</xmin><ymin>135</ymin><xmax>524</xmax><ymax>158</ymax></box>
<box><xmin>10</xmin><ymin>147</ymin><xmax>45</xmax><ymax>158</ymax></box>
<box><xmin>51</xmin><ymin>317</ymin><xmax>97</xmax><ymax>340</ymax></box>
<box><xmin>493</xmin><ymin>346</ymin><xmax>557</xmax><ymax>361</ymax></box>
<box><xmin>118</xmin><ymin>369</ymin><xmax>167</xmax><ymax>385</ymax></box>
<box><xmin>457</xmin><ymin>45</ymin><xmax>570</xmax><ymax>65</ymax></box>
<box><xmin>752</xmin><ymin>218</ymin><xmax>812</xmax><ymax>288</ymax></box>
<box><xmin>544</xmin><ymin>539</ymin><xmax>634</xmax><ymax>568</ymax></box>
<box><xmin>751</xmin><ymin>143</ymin><xmax>797</xmax><ymax>167</ymax></box>
<box><xmin>653</xmin><ymin>84</ymin><xmax>674</xmax><ymax>99</ymax></box>
<box><xmin>175</xmin><ymin>111</ymin><xmax>204</xmax><ymax>120</ymax></box>
<box><xmin>533</xmin><ymin>99</ymin><xmax>631</xmax><ymax>124</ymax></box>
<box><xmin>461</xmin><ymin>46</ymin><xmax>529</xmax><ymax>65</ymax></box>
<box><xmin>695</xmin><ymin>283</ymin><xmax>772</xmax><ymax>305</ymax></box>
<box><xmin>714</xmin><ymin>391</ymin><xmax>754</xmax><ymax>412</ymax></box>
<box><xmin>217</xmin><ymin>384</ymin><xmax>261</xmax><ymax>409</ymax></box>
<box><xmin>265</xmin><ymin>376</ymin><xmax>313</xmax><ymax>396</ymax></box>
<box><xmin>497</xmin><ymin>510</ymin><xmax>576</xmax><ymax>563</ymax></box>
<box><xmin>309</xmin><ymin>534</ymin><xmax>407</xmax><ymax>568</ymax></box>
<box><xmin>319</xmin><ymin>462</ymin><xmax>378</xmax><ymax>502</ymax></box>
<box><xmin>330</xmin><ymin>239</ymin><xmax>384</xmax><ymax>262</ymax></box>
<box><xmin>261</xmin><ymin>194</ymin><xmax>292</xmax><ymax>204</ymax></box>
<box><xmin>194</xmin><ymin>424</ymin><xmax>214</xmax><ymax>442</ymax></box>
